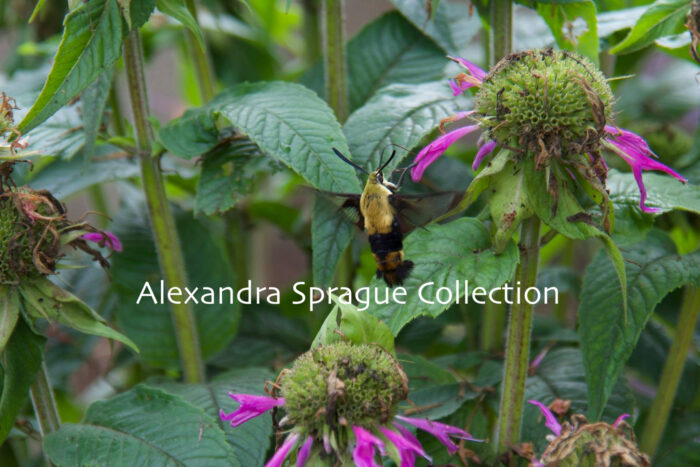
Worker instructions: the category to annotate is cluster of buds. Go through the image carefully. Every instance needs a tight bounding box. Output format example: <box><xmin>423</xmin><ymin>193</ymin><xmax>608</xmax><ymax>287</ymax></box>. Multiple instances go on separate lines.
<box><xmin>221</xmin><ymin>342</ymin><xmax>481</xmax><ymax>466</ymax></box>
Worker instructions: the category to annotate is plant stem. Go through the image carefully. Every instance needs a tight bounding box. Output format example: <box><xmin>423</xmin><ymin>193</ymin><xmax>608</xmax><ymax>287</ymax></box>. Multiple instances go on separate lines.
<box><xmin>224</xmin><ymin>209</ymin><xmax>249</xmax><ymax>290</ymax></box>
<box><xmin>496</xmin><ymin>216</ymin><xmax>541</xmax><ymax>452</ymax></box>
<box><xmin>480</xmin><ymin>0</ymin><xmax>513</xmax><ymax>356</ymax></box>
<box><xmin>321</xmin><ymin>0</ymin><xmax>348</xmax><ymax>123</ymax></box>
<box><xmin>489</xmin><ymin>0</ymin><xmax>513</xmax><ymax>65</ymax></box>
<box><xmin>29</xmin><ymin>362</ymin><xmax>60</xmax><ymax>436</ymax></box>
<box><xmin>302</xmin><ymin>0</ymin><xmax>321</xmax><ymax>66</ymax></box>
<box><xmin>108</xmin><ymin>80</ymin><xmax>125</xmax><ymax>136</ymax></box>
<box><xmin>122</xmin><ymin>30</ymin><xmax>205</xmax><ymax>383</ymax></box>
<box><xmin>184</xmin><ymin>0</ymin><xmax>215</xmax><ymax>103</ymax></box>
<box><xmin>639</xmin><ymin>286</ymin><xmax>700</xmax><ymax>456</ymax></box>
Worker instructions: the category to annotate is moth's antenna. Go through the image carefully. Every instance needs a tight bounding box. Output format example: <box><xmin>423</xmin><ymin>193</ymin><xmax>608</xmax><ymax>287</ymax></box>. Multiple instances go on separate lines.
<box><xmin>378</xmin><ymin>150</ymin><xmax>397</xmax><ymax>174</ymax></box>
<box><xmin>332</xmin><ymin>148</ymin><xmax>369</xmax><ymax>175</ymax></box>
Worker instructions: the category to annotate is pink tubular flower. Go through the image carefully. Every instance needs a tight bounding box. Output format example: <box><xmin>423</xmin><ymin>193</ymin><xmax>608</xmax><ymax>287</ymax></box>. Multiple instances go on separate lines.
<box><xmin>353</xmin><ymin>426</ymin><xmax>385</xmax><ymax>467</ymax></box>
<box><xmin>266</xmin><ymin>432</ymin><xmax>299</xmax><ymax>467</ymax></box>
<box><xmin>603</xmin><ymin>125</ymin><xmax>687</xmax><ymax>213</ymax></box>
<box><xmin>379</xmin><ymin>425</ymin><xmax>432</xmax><ymax>467</ymax></box>
<box><xmin>473</xmin><ymin>140</ymin><xmax>498</xmax><ymax>171</ymax></box>
<box><xmin>219</xmin><ymin>393</ymin><xmax>480</xmax><ymax>466</ymax></box>
<box><xmin>395</xmin><ymin>415</ymin><xmax>482</xmax><ymax>455</ymax></box>
<box><xmin>410</xmin><ymin>124</ymin><xmax>480</xmax><ymax>181</ymax></box>
<box><xmin>82</xmin><ymin>231</ymin><xmax>123</xmax><ymax>252</ymax></box>
<box><xmin>447</xmin><ymin>56</ymin><xmax>486</xmax><ymax>96</ymax></box>
<box><xmin>296</xmin><ymin>436</ymin><xmax>313</xmax><ymax>467</ymax></box>
<box><xmin>219</xmin><ymin>394</ymin><xmax>285</xmax><ymax>427</ymax></box>
<box><xmin>527</xmin><ymin>400</ymin><xmax>562</xmax><ymax>436</ymax></box>
<box><xmin>613</xmin><ymin>413</ymin><xmax>631</xmax><ymax>428</ymax></box>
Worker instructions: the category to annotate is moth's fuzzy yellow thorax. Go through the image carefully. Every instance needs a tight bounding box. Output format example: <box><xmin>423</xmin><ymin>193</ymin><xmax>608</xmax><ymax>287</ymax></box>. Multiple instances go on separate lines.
<box><xmin>361</xmin><ymin>172</ymin><xmax>395</xmax><ymax>235</ymax></box>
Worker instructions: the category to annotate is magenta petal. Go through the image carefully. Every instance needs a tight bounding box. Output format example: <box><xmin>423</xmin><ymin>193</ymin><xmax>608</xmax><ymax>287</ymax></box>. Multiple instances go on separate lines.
<box><xmin>613</xmin><ymin>413</ymin><xmax>631</xmax><ymax>428</ymax></box>
<box><xmin>82</xmin><ymin>231</ymin><xmax>123</xmax><ymax>252</ymax></box>
<box><xmin>220</xmin><ymin>394</ymin><xmax>285</xmax><ymax>427</ymax></box>
<box><xmin>353</xmin><ymin>426</ymin><xmax>385</xmax><ymax>467</ymax></box>
<box><xmin>411</xmin><ymin>124</ymin><xmax>480</xmax><ymax>181</ymax></box>
<box><xmin>265</xmin><ymin>432</ymin><xmax>300</xmax><ymax>467</ymax></box>
<box><xmin>395</xmin><ymin>415</ymin><xmax>481</xmax><ymax>456</ymax></box>
<box><xmin>393</xmin><ymin>422</ymin><xmax>432</xmax><ymax>462</ymax></box>
<box><xmin>380</xmin><ymin>426</ymin><xmax>432</xmax><ymax>467</ymax></box>
<box><xmin>527</xmin><ymin>400</ymin><xmax>562</xmax><ymax>436</ymax></box>
<box><xmin>473</xmin><ymin>140</ymin><xmax>497</xmax><ymax>170</ymax></box>
<box><xmin>297</xmin><ymin>436</ymin><xmax>313</xmax><ymax>467</ymax></box>
<box><xmin>447</xmin><ymin>56</ymin><xmax>487</xmax><ymax>81</ymax></box>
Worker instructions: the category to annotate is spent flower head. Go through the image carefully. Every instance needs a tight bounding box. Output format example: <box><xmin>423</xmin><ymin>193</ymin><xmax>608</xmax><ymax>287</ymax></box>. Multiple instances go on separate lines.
<box><xmin>412</xmin><ymin>49</ymin><xmax>686</xmax><ymax>247</ymax></box>
<box><xmin>0</xmin><ymin>160</ymin><xmax>121</xmax><ymax>284</ymax></box>
<box><xmin>527</xmin><ymin>399</ymin><xmax>649</xmax><ymax>467</ymax></box>
<box><xmin>220</xmin><ymin>342</ymin><xmax>481</xmax><ymax>466</ymax></box>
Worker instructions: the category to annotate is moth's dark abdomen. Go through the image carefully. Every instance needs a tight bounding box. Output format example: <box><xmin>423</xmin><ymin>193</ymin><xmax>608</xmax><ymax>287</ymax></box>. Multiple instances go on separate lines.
<box><xmin>369</xmin><ymin>219</ymin><xmax>413</xmax><ymax>286</ymax></box>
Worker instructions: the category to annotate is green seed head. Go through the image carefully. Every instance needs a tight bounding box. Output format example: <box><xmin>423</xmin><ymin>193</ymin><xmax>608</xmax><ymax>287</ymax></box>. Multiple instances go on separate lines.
<box><xmin>475</xmin><ymin>49</ymin><xmax>613</xmax><ymax>161</ymax></box>
<box><xmin>541</xmin><ymin>415</ymin><xmax>650</xmax><ymax>467</ymax></box>
<box><xmin>280</xmin><ymin>342</ymin><xmax>407</xmax><ymax>434</ymax></box>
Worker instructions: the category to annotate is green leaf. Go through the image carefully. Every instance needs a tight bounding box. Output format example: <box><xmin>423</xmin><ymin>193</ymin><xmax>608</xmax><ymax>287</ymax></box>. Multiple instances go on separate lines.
<box><xmin>19</xmin><ymin>277</ymin><xmax>139</xmax><ymax>353</ymax></box>
<box><xmin>149</xmin><ymin>368</ymin><xmax>274</xmax><ymax>467</ymax></box>
<box><xmin>127</xmin><ymin>0</ymin><xmax>157</xmax><ymax>29</ymax></box>
<box><xmin>311</xmin><ymin>196</ymin><xmax>355</xmax><ymax>287</ymax></box>
<box><xmin>0</xmin><ymin>318</ymin><xmax>45</xmax><ymax>444</ymax></box>
<box><xmin>111</xmin><ymin>209</ymin><xmax>239</xmax><ymax>370</ymax></box>
<box><xmin>607</xmin><ymin>169</ymin><xmax>700</xmax><ymax>215</ymax></box>
<box><xmin>597</xmin><ymin>6</ymin><xmax>647</xmax><ymax>38</ymax></box>
<box><xmin>536</xmin><ymin>0</ymin><xmax>600</xmax><ymax>64</ymax></box>
<box><xmin>195</xmin><ymin>139</ymin><xmax>267</xmax><ymax>215</ymax></box>
<box><xmin>312</xmin><ymin>298</ymin><xmax>396</xmax><ymax>354</ymax></box>
<box><xmin>158</xmin><ymin>106</ymin><xmax>219</xmax><ymax>159</ymax></box>
<box><xmin>214</xmin><ymin>82</ymin><xmax>360</xmax><ymax>193</ymax></box>
<box><xmin>523</xmin><ymin>347</ymin><xmax>635</xmax><ymax>453</ymax></box>
<box><xmin>0</xmin><ymin>288</ymin><xmax>20</xmax><ymax>354</ymax></box>
<box><xmin>44</xmin><ymin>385</ymin><xmax>237</xmax><ymax>466</ymax></box>
<box><xmin>343</xmin><ymin>82</ymin><xmax>462</xmax><ymax>172</ymax></box>
<box><xmin>157</xmin><ymin>0</ymin><xmax>206</xmax><ymax>52</ymax></box>
<box><xmin>390</xmin><ymin>0</ymin><xmax>481</xmax><ymax>54</ymax></box>
<box><xmin>579</xmin><ymin>241</ymin><xmax>700</xmax><ymax>420</ymax></box>
<box><xmin>26</xmin><ymin>152</ymin><xmax>140</xmax><ymax>198</ymax></box>
<box><xmin>609</xmin><ymin>0</ymin><xmax>691</xmax><ymax>54</ymax></box>
<box><xmin>81</xmin><ymin>68</ymin><xmax>113</xmax><ymax>165</ymax></box>
<box><xmin>368</xmin><ymin>218</ymin><xmax>520</xmax><ymax>335</ymax></box>
<box><xmin>17</xmin><ymin>0</ymin><xmax>126</xmax><ymax>134</ymax></box>
<box><xmin>346</xmin><ymin>12</ymin><xmax>447</xmax><ymax>112</ymax></box>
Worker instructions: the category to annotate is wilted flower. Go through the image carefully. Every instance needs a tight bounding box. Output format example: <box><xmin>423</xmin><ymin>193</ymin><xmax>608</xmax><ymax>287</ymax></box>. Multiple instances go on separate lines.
<box><xmin>220</xmin><ymin>342</ymin><xmax>481</xmax><ymax>466</ymax></box>
<box><xmin>0</xmin><ymin>160</ymin><xmax>116</xmax><ymax>282</ymax></box>
<box><xmin>412</xmin><ymin>49</ymin><xmax>686</xmax><ymax>224</ymax></box>
<box><xmin>527</xmin><ymin>399</ymin><xmax>649</xmax><ymax>466</ymax></box>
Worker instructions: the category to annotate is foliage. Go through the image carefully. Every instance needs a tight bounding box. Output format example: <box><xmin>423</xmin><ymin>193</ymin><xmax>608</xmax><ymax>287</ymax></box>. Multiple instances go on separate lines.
<box><xmin>0</xmin><ymin>0</ymin><xmax>699</xmax><ymax>465</ymax></box>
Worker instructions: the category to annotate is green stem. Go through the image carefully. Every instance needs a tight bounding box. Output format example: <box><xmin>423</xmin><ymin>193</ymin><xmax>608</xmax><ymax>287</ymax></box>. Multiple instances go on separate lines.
<box><xmin>321</xmin><ymin>0</ymin><xmax>348</xmax><ymax>123</ymax></box>
<box><xmin>89</xmin><ymin>185</ymin><xmax>110</xmax><ymax>228</ymax></box>
<box><xmin>489</xmin><ymin>0</ymin><xmax>513</xmax><ymax>65</ymax></box>
<box><xmin>639</xmin><ymin>286</ymin><xmax>700</xmax><ymax>456</ymax></box>
<box><xmin>480</xmin><ymin>0</ymin><xmax>513</xmax><ymax>356</ymax></box>
<box><xmin>108</xmin><ymin>80</ymin><xmax>125</xmax><ymax>136</ymax></box>
<box><xmin>496</xmin><ymin>216</ymin><xmax>541</xmax><ymax>452</ymax></box>
<box><xmin>224</xmin><ymin>210</ymin><xmax>249</xmax><ymax>290</ymax></box>
<box><xmin>122</xmin><ymin>30</ymin><xmax>205</xmax><ymax>383</ymax></box>
<box><xmin>184</xmin><ymin>0</ymin><xmax>215</xmax><ymax>103</ymax></box>
<box><xmin>321</xmin><ymin>0</ymin><xmax>352</xmax><ymax>286</ymax></box>
<box><xmin>302</xmin><ymin>0</ymin><xmax>321</xmax><ymax>67</ymax></box>
<box><xmin>29</xmin><ymin>362</ymin><xmax>60</xmax><ymax>436</ymax></box>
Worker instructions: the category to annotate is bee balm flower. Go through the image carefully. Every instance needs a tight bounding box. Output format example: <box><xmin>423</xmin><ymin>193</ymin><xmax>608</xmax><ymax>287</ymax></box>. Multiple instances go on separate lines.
<box><xmin>412</xmin><ymin>49</ymin><xmax>686</xmax><ymax>218</ymax></box>
<box><xmin>219</xmin><ymin>342</ymin><xmax>481</xmax><ymax>466</ymax></box>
